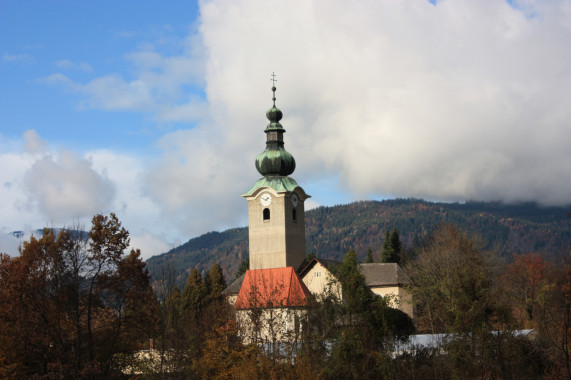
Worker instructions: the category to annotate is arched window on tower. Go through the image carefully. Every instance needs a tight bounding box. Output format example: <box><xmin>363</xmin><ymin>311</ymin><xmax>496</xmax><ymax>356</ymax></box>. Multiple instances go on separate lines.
<box><xmin>292</xmin><ymin>208</ymin><xmax>297</xmax><ymax>221</ymax></box>
<box><xmin>263</xmin><ymin>208</ymin><xmax>270</xmax><ymax>221</ymax></box>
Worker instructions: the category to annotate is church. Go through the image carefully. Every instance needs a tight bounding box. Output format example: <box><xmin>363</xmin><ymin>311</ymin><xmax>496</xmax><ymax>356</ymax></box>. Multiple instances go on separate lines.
<box><xmin>223</xmin><ymin>78</ymin><xmax>413</xmax><ymax>343</ymax></box>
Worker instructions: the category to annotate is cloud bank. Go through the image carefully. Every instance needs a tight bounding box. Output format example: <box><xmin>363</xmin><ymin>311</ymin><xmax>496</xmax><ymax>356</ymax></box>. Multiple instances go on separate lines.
<box><xmin>193</xmin><ymin>0</ymin><xmax>571</xmax><ymax>205</ymax></box>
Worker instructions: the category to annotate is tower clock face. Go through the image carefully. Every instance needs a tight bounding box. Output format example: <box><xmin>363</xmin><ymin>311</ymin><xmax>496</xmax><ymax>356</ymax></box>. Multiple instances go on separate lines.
<box><xmin>260</xmin><ymin>192</ymin><xmax>272</xmax><ymax>207</ymax></box>
<box><xmin>291</xmin><ymin>193</ymin><xmax>299</xmax><ymax>207</ymax></box>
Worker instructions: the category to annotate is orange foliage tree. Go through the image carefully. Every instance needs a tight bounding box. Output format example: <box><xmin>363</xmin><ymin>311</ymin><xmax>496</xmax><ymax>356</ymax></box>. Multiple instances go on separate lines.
<box><xmin>500</xmin><ymin>252</ymin><xmax>552</xmax><ymax>329</ymax></box>
<box><xmin>0</xmin><ymin>214</ymin><xmax>159</xmax><ymax>378</ymax></box>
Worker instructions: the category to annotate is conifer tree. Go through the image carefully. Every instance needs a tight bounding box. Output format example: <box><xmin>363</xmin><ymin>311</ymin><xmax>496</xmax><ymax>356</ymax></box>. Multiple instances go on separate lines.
<box><xmin>205</xmin><ymin>263</ymin><xmax>226</xmax><ymax>303</ymax></box>
<box><xmin>366</xmin><ymin>247</ymin><xmax>374</xmax><ymax>263</ymax></box>
<box><xmin>180</xmin><ymin>268</ymin><xmax>206</xmax><ymax>314</ymax></box>
<box><xmin>381</xmin><ymin>227</ymin><xmax>402</xmax><ymax>264</ymax></box>
<box><xmin>337</xmin><ymin>250</ymin><xmax>374</xmax><ymax>314</ymax></box>
<box><xmin>165</xmin><ymin>286</ymin><xmax>181</xmax><ymax>332</ymax></box>
<box><xmin>235</xmin><ymin>258</ymin><xmax>249</xmax><ymax>280</ymax></box>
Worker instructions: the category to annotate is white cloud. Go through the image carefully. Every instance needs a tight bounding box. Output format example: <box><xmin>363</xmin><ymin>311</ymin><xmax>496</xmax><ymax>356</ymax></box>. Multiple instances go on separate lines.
<box><xmin>0</xmin><ymin>233</ymin><xmax>21</xmax><ymax>256</ymax></box>
<box><xmin>55</xmin><ymin>59</ymin><xmax>93</xmax><ymax>72</ymax></box>
<box><xmin>0</xmin><ymin>133</ymin><xmax>46</xmax><ymax>235</ymax></box>
<box><xmin>44</xmin><ymin>29</ymin><xmax>207</xmax><ymax>122</ymax></box>
<box><xmin>143</xmin><ymin>127</ymin><xmax>253</xmax><ymax>236</ymax></box>
<box><xmin>86</xmin><ymin>149</ymin><xmax>183</xmax><ymax>256</ymax></box>
<box><xmin>129</xmin><ymin>230</ymin><xmax>175</xmax><ymax>260</ymax></box>
<box><xmin>0</xmin><ymin>132</ymin><xmax>176</xmax><ymax>258</ymax></box>
<box><xmin>24</xmin><ymin>150</ymin><xmax>115</xmax><ymax>223</ymax></box>
<box><xmin>2</xmin><ymin>53</ymin><xmax>28</xmax><ymax>62</ymax></box>
<box><xmin>190</xmin><ymin>0</ymin><xmax>571</xmax><ymax>206</ymax></box>
<box><xmin>22</xmin><ymin>130</ymin><xmax>47</xmax><ymax>154</ymax></box>
<box><xmin>305</xmin><ymin>199</ymin><xmax>321</xmax><ymax>211</ymax></box>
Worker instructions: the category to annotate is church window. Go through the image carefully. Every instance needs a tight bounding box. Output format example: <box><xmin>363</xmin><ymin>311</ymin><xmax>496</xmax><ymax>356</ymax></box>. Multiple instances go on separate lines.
<box><xmin>263</xmin><ymin>208</ymin><xmax>270</xmax><ymax>220</ymax></box>
<box><xmin>292</xmin><ymin>208</ymin><xmax>297</xmax><ymax>221</ymax></box>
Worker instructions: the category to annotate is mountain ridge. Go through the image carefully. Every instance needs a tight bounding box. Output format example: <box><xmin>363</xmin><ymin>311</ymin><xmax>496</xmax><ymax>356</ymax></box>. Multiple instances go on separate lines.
<box><xmin>146</xmin><ymin>198</ymin><xmax>571</xmax><ymax>286</ymax></box>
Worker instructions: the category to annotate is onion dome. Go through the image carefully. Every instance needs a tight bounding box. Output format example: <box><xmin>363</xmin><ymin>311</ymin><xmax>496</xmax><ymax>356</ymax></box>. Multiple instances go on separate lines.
<box><xmin>255</xmin><ymin>83</ymin><xmax>296</xmax><ymax>176</ymax></box>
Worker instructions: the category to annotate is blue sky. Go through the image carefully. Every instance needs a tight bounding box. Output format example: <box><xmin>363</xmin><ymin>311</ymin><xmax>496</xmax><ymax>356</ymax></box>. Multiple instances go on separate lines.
<box><xmin>1</xmin><ymin>0</ymin><xmax>570</xmax><ymax>259</ymax></box>
<box><xmin>1</xmin><ymin>1</ymin><xmax>201</xmax><ymax>152</ymax></box>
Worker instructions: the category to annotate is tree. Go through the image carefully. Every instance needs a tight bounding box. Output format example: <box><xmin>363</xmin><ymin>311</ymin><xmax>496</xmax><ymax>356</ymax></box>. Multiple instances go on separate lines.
<box><xmin>404</xmin><ymin>224</ymin><xmax>552</xmax><ymax>378</ymax></box>
<box><xmin>165</xmin><ymin>286</ymin><xmax>182</xmax><ymax>335</ymax></box>
<box><xmin>205</xmin><ymin>263</ymin><xmax>227</xmax><ymax>304</ymax></box>
<box><xmin>0</xmin><ymin>214</ymin><xmax>158</xmax><ymax>378</ymax></box>
<box><xmin>317</xmin><ymin>250</ymin><xmax>414</xmax><ymax>379</ymax></box>
<box><xmin>180</xmin><ymin>268</ymin><xmax>207</xmax><ymax>315</ymax></box>
<box><xmin>235</xmin><ymin>257</ymin><xmax>249</xmax><ymax>280</ymax></box>
<box><xmin>366</xmin><ymin>247</ymin><xmax>374</xmax><ymax>263</ymax></box>
<box><xmin>381</xmin><ymin>228</ymin><xmax>402</xmax><ymax>264</ymax></box>
<box><xmin>406</xmin><ymin>223</ymin><xmax>504</xmax><ymax>334</ymax></box>
<box><xmin>499</xmin><ymin>252</ymin><xmax>551</xmax><ymax>328</ymax></box>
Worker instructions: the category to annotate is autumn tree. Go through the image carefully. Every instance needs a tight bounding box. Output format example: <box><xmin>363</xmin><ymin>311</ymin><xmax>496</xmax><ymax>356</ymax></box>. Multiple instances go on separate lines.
<box><xmin>499</xmin><ymin>252</ymin><xmax>552</xmax><ymax>329</ymax></box>
<box><xmin>0</xmin><ymin>214</ymin><xmax>158</xmax><ymax>378</ymax></box>
<box><xmin>406</xmin><ymin>223</ymin><xmax>503</xmax><ymax>334</ymax></box>
<box><xmin>403</xmin><ymin>223</ymin><xmax>552</xmax><ymax>378</ymax></box>
<box><xmin>529</xmin><ymin>253</ymin><xmax>571</xmax><ymax>379</ymax></box>
<box><xmin>157</xmin><ymin>263</ymin><xmax>231</xmax><ymax>377</ymax></box>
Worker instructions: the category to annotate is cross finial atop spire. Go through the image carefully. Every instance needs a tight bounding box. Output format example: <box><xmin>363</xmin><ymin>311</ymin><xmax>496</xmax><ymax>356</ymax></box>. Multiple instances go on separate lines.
<box><xmin>270</xmin><ymin>72</ymin><xmax>277</xmax><ymax>106</ymax></box>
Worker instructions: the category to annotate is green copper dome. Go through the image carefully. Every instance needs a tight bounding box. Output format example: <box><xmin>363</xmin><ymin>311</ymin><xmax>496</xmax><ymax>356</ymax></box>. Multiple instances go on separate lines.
<box><xmin>254</xmin><ymin>85</ymin><xmax>296</xmax><ymax>177</ymax></box>
<box><xmin>266</xmin><ymin>105</ymin><xmax>283</xmax><ymax>125</ymax></box>
<box><xmin>255</xmin><ymin>147</ymin><xmax>296</xmax><ymax>176</ymax></box>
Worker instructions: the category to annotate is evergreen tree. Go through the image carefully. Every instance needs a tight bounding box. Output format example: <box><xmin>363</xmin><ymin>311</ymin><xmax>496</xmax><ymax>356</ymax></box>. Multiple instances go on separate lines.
<box><xmin>366</xmin><ymin>247</ymin><xmax>374</xmax><ymax>263</ymax></box>
<box><xmin>165</xmin><ymin>286</ymin><xmax>181</xmax><ymax>332</ymax></box>
<box><xmin>235</xmin><ymin>257</ymin><xmax>249</xmax><ymax>280</ymax></box>
<box><xmin>336</xmin><ymin>250</ymin><xmax>374</xmax><ymax>314</ymax></box>
<box><xmin>323</xmin><ymin>250</ymin><xmax>414</xmax><ymax>378</ymax></box>
<box><xmin>306</xmin><ymin>252</ymin><xmax>316</xmax><ymax>261</ymax></box>
<box><xmin>381</xmin><ymin>227</ymin><xmax>402</xmax><ymax>264</ymax></box>
<box><xmin>180</xmin><ymin>268</ymin><xmax>206</xmax><ymax>314</ymax></box>
<box><xmin>205</xmin><ymin>263</ymin><xmax>226</xmax><ymax>302</ymax></box>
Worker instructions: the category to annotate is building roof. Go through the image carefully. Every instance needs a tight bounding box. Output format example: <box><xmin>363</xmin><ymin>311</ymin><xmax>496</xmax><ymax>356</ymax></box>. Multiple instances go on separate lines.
<box><xmin>242</xmin><ymin>175</ymin><xmax>300</xmax><ymax>196</ymax></box>
<box><xmin>222</xmin><ymin>258</ymin><xmax>310</xmax><ymax>297</ymax></box>
<box><xmin>358</xmin><ymin>263</ymin><xmax>411</xmax><ymax>286</ymax></box>
<box><xmin>234</xmin><ymin>267</ymin><xmax>313</xmax><ymax>309</ymax></box>
<box><xmin>221</xmin><ymin>273</ymin><xmax>245</xmax><ymax>296</ymax></box>
<box><xmin>299</xmin><ymin>258</ymin><xmax>410</xmax><ymax>287</ymax></box>
<box><xmin>298</xmin><ymin>257</ymin><xmax>340</xmax><ymax>278</ymax></box>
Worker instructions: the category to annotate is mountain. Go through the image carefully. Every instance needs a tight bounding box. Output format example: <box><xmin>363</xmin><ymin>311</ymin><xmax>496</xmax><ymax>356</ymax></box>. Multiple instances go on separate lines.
<box><xmin>146</xmin><ymin>199</ymin><xmax>571</xmax><ymax>286</ymax></box>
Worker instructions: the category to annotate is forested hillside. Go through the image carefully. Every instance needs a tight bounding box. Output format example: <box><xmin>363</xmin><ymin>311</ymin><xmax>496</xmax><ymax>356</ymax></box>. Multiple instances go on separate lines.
<box><xmin>146</xmin><ymin>199</ymin><xmax>571</xmax><ymax>285</ymax></box>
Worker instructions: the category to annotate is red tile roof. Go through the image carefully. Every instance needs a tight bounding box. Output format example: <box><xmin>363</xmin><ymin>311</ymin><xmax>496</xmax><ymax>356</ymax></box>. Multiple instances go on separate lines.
<box><xmin>234</xmin><ymin>267</ymin><xmax>312</xmax><ymax>310</ymax></box>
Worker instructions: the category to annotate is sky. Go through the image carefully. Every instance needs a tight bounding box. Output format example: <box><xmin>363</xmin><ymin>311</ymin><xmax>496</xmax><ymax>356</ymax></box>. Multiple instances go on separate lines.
<box><xmin>1</xmin><ymin>0</ymin><xmax>570</xmax><ymax>259</ymax></box>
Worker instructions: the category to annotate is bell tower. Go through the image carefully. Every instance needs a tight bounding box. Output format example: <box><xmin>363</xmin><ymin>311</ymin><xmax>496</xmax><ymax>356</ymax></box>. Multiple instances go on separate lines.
<box><xmin>242</xmin><ymin>76</ymin><xmax>309</xmax><ymax>271</ymax></box>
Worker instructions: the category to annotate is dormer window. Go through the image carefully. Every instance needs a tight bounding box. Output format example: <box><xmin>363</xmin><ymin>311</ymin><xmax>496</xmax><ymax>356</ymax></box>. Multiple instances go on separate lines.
<box><xmin>263</xmin><ymin>208</ymin><xmax>270</xmax><ymax>220</ymax></box>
